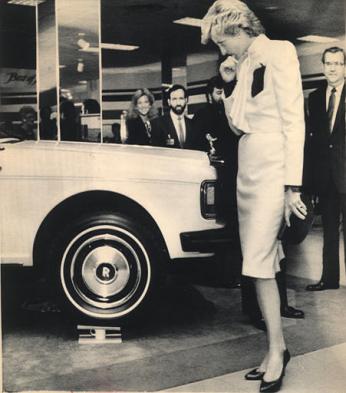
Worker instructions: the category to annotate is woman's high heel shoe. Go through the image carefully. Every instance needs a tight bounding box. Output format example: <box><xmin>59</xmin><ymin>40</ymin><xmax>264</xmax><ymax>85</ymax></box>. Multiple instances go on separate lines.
<box><xmin>259</xmin><ymin>349</ymin><xmax>291</xmax><ymax>392</ymax></box>
<box><xmin>245</xmin><ymin>368</ymin><xmax>265</xmax><ymax>381</ymax></box>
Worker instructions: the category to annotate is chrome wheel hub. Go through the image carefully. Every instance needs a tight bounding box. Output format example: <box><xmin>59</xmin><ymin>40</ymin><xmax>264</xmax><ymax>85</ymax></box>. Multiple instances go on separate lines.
<box><xmin>60</xmin><ymin>224</ymin><xmax>151</xmax><ymax>319</ymax></box>
<box><xmin>82</xmin><ymin>245</ymin><xmax>130</xmax><ymax>297</ymax></box>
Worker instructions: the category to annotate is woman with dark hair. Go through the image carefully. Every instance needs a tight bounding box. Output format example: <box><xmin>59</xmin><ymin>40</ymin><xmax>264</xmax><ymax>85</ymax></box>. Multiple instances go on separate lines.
<box><xmin>202</xmin><ymin>1</ymin><xmax>307</xmax><ymax>392</ymax></box>
<box><xmin>126</xmin><ymin>88</ymin><xmax>158</xmax><ymax>145</ymax></box>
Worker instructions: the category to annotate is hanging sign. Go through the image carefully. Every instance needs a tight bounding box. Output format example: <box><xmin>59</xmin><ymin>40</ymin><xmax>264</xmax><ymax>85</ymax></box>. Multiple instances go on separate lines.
<box><xmin>0</xmin><ymin>68</ymin><xmax>36</xmax><ymax>91</ymax></box>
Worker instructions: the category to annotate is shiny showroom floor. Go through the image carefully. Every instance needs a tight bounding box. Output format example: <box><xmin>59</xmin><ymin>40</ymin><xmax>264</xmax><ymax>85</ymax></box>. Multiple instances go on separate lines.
<box><xmin>1</xmin><ymin>224</ymin><xmax>346</xmax><ymax>393</ymax></box>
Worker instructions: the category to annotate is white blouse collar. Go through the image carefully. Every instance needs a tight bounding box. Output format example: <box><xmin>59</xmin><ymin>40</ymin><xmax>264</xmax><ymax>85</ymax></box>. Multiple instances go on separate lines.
<box><xmin>246</xmin><ymin>34</ymin><xmax>270</xmax><ymax>65</ymax></box>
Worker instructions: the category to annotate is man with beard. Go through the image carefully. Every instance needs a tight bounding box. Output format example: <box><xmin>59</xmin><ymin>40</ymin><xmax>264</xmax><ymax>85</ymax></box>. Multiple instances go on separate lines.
<box><xmin>191</xmin><ymin>76</ymin><xmax>240</xmax><ymax>222</ymax></box>
<box><xmin>191</xmin><ymin>75</ymin><xmax>238</xmax><ymax>160</ymax></box>
<box><xmin>192</xmin><ymin>75</ymin><xmax>241</xmax><ymax>287</ymax></box>
<box><xmin>151</xmin><ymin>84</ymin><xmax>193</xmax><ymax>148</ymax></box>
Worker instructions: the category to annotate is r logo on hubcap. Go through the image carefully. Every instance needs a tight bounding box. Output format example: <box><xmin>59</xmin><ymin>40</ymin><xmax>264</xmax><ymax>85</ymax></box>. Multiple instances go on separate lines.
<box><xmin>96</xmin><ymin>263</ymin><xmax>117</xmax><ymax>283</ymax></box>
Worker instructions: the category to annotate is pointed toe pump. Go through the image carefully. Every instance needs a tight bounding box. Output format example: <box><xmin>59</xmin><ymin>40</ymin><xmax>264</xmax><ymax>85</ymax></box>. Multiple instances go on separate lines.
<box><xmin>259</xmin><ymin>349</ymin><xmax>291</xmax><ymax>393</ymax></box>
<box><xmin>245</xmin><ymin>368</ymin><xmax>265</xmax><ymax>381</ymax></box>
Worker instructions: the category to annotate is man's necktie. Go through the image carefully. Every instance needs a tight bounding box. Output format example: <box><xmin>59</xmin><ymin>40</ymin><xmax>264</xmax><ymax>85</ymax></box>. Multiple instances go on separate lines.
<box><xmin>327</xmin><ymin>87</ymin><xmax>336</xmax><ymax>132</ymax></box>
<box><xmin>177</xmin><ymin>116</ymin><xmax>185</xmax><ymax>146</ymax></box>
<box><xmin>145</xmin><ymin>121</ymin><xmax>151</xmax><ymax>138</ymax></box>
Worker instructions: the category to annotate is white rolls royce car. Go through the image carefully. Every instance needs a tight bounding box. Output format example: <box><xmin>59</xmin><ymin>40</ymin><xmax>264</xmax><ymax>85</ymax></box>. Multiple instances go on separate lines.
<box><xmin>0</xmin><ymin>138</ymin><xmax>228</xmax><ymax>322</ymax></box>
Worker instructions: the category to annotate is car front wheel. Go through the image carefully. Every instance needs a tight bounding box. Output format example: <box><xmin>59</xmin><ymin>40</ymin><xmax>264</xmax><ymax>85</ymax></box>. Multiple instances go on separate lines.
<box><xmin>50</xmin><ymin>211</ymin><xmax>164</xmax><ymax>322</ymax></box>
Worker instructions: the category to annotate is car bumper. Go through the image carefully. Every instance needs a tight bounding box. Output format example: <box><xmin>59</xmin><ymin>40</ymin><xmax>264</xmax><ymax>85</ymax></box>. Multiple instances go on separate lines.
<box><xmin>180</xmin><ymin>227</ymin><xmax>233</xmax><ymax>253</ymax></box>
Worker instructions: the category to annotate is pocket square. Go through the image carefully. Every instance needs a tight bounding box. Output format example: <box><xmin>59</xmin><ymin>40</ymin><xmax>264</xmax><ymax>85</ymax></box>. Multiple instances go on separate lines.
<box><xmin>251</xmin><ymin>65</ymin><xmax>266</xmax><ymax>97</ymax></box>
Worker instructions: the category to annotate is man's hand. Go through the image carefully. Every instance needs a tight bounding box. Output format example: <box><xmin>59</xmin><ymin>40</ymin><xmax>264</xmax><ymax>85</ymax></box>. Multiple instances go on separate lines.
<box><xmin>219</xmin><ymin>56</ymin><xmax>238</xmax><ymax>83</ymax></box>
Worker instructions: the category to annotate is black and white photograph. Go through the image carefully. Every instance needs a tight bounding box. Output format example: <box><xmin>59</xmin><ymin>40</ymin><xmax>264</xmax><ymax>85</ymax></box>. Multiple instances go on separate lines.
<box><xmin>0</xmin><ymin>0</ymin><xmax>345</xmax><ymax>392</ymax></box>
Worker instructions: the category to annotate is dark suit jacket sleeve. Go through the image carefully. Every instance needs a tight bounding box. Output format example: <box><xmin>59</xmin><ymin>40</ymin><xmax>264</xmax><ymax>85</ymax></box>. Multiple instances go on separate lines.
<box><xmin>304</xmin><ymin>85</ymin><xmax>346</xmax><ymax>195</ymax></box>
<box><xmin>304</xmin><ymin>89</ymin><xmax>322</xmax><ymax>194</ymax></box>
<box><xmin>302</xmin><ymin>100</ymin><xmax>314</xmax><ymax>193</ymax></box>
<box><xmin>190</xmin><ymin>111</ymin><xmax>210</xmax><ymax>152</ymax></box>
<box><xmin>125</xmin><ymin>119</ymin><xmax>136</xmax><ymax>144</ymax></box>
<box><xmin>150</xmin><ymin>118</ymin><xmax>166</xmax><ymax>147</ymax></box>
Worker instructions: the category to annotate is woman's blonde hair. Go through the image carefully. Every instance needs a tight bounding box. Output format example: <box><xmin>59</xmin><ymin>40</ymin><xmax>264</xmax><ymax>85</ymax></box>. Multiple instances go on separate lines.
<box><xmin>127</xmin><ymin>88</ymin><xmax>158</xmax><ymax>120</ymax></box>
<box><xmin>201</xmin><ymin>0</ymin><xmax>265</xmax><ymax>44</ymax></box>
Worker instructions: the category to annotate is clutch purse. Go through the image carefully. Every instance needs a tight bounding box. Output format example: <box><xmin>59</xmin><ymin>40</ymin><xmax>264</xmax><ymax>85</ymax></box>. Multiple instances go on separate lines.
<box><xmin>278</xmin><ymin>194</ymin><xmax>314</xmax><ymax>245</ymax></box>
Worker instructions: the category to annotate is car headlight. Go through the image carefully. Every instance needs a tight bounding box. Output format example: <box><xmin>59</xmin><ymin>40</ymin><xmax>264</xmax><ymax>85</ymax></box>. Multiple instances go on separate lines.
<box><xmin>200</xmin><ymin>180</ymin><xmax>216</xmax><ymax>219</ymax></box>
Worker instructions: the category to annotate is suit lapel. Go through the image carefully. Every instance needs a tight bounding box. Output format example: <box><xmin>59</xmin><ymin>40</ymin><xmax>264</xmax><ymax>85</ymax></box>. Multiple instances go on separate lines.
<box><xmin>166</xmin><ymin>115</ymin><xmax>180</xmax><ymax>147</ymax></box>
<box><xmin>331</xmin><ymin>84</ymin><xmax>345</xmax><ymax>134</ymax></box>
<box><xmin>184</xmin><ymin>116</ymin><xmax>192</xmax><ymax>149</ymax></box>
<box><xmin>166</xmin><ymin>113</ymin><xmax>192</xmax><ymax>148</ymax></box>
<box><xmin>317</xmin><ymin>85</ymin><xmax>329</xmax><ymax>135</ymax></box>
<box><xmin>319</xmin><ymin>85</ymin><xmax>327</xmax><ymax>116</ymax></box>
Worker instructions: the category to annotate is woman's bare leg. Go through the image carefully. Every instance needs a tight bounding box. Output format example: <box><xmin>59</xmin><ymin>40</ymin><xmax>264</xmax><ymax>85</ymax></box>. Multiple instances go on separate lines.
<box><xmin>255</xmin><ymin>277</ymin><xmax>286</xmax><ymax>381</ymax></box>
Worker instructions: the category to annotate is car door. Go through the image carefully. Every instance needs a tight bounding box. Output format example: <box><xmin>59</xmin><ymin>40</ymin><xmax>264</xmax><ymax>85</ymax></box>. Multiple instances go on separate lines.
<box><xmin>0</xmin><ymin>139</ymin><xmax>42</xmax><ymax>265</ymax></box>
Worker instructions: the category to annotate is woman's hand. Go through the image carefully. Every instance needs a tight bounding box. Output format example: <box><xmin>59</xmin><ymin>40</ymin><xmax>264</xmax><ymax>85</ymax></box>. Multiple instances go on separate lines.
<box><xmin>284</xmin><ymin>189</ymin><xmax>307</xmax><ymax>226</ymax></box>
<box><xmin>219</xmin><ymin>56</ymin><xmax>238</xmax><ymax>83</ymax></box>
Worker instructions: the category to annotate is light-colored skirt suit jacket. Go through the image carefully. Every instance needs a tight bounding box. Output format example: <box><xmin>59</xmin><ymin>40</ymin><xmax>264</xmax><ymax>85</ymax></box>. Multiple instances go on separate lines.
<box><xmin>224</xmin><ymin>34</ymin><xmax>305</xmax><ymax>278</ymax></box>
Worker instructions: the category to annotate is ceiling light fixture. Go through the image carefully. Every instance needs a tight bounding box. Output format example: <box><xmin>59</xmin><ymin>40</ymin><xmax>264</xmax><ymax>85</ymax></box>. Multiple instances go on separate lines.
<box><xmin>101</xmin><ymin>43</ymin><xmax>139</xmax><ymax>51</ymax></box>
<box><xmin>79</xmin><ymin>47</ymin><xmax>99</xmax><ymax>53</ymax></box>
<box><xmin>77</xmin><ymin>38</ymin><xmax>90</xmax><ymax>50</ymax></box>
<box><xmin>173</xmin><ymin>17</ymin><xmax>202</xmax><ymax>27</ymax></box>
<box><xmin>297</xmin><ymin>35</ymin><xmax>340</xmax><ymax>43</ymax></box>
<box><xmin>264</xmin><ymin>6</ymin><xmax>279</xmax><ymax>10</ymax></box>
<box><xmin>7</xmin><ymin>0</ymin><xmax>45</xmax><ymax>6</ymax></box>
<box><xmin>77</xmin><ymin>59</ymin><xmax>84</xmax><ymax>73</ymax></box>
<box><xmin>77</xmin><ymin>37</ymin><xmax>99</xmax><ymax>54</ymax></box>
<box><xmin>78</xmin><ymin>80</ymin><xmax>88</xmax><ymax>85</ymax></box>
<box><xmin>61</xmin><ymin>89</ymin><xmax>73</xmax><ymax>100</ymax></box>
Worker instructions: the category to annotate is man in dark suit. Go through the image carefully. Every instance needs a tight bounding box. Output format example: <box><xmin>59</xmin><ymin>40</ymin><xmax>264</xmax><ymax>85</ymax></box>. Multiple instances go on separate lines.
<box><xmin>191</xmin><ymin>76</ymin><xmax>238</xmax><ymax>205</ymax></box>
<box><xmin>305</xmin><ymin>46</ymin><xmax>345</xmax><ymax>291</ymax></box>
<box><xmin>192</xmin><ymin>75</ymin><xmax>241</xmax><ymax>287</ymax></box>
<box><xmin>151</xmin><ymin>84</ymin><xmax>193</xmax><ymax>148</ymax></box>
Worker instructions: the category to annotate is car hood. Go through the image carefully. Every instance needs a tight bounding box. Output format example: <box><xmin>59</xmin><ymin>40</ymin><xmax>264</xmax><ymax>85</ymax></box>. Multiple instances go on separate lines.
<box><xmin>2</xmin><ymin>140</ymin><xmax>216</xmax><ymax>183</ymax></box>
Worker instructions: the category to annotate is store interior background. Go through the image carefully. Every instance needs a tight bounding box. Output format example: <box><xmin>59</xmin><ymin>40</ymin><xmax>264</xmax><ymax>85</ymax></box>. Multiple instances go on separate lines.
<box><xmin>0</xmin><ymin>0</ymin><xmax>345</xmax><ymax>280</ymax></box>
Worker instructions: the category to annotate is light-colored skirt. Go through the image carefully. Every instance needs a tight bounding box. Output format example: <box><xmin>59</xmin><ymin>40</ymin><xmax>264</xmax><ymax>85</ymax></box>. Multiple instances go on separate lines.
<box><xmin>237</xmin><ymin>132</ymin><xmax>285</xmax><ymax>278</ymax></box>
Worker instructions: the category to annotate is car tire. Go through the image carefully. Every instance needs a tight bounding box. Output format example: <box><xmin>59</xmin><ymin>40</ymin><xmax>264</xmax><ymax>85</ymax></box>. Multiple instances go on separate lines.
<box><xmin>48</xmin><ymin>210</ymin><xmax>165</xmax><ymax>323</ymax></box>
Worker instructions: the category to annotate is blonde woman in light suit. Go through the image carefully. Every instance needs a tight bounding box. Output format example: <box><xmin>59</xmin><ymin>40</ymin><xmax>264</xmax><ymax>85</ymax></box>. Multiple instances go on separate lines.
<box><xmin>202</xmin><ymin>1</ymin><xmax>307</xmax><ymax>392</ymax></box>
